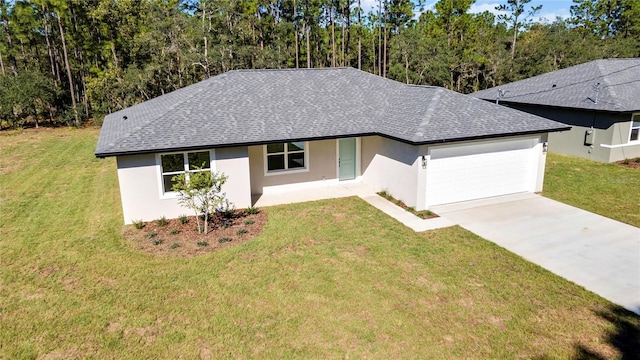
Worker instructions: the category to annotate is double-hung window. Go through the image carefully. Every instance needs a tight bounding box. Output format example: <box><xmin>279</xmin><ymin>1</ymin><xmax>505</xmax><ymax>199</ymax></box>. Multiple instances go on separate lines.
<box><xmin>160</xmin><ymin>151</ymin><xmax>211</xmax><ymax>193</ymax></box>
<box><xmin>630</xmin><ymin>114</ymin><xmax>640</xmax><ymax>142</ymax></box>
<box><xmin>265</xmin><ymin>142</ymin><xmax>307</xmax><ymax>173</ymax></box>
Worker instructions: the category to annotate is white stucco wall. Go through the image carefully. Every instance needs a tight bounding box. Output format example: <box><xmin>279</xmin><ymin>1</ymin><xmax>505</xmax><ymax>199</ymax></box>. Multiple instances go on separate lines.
<box><xmin>117</xmin><ymin>154</ymin><xmax>186</xmax><ymax>224</ymax></box>
<box><xmin>361</xmin><ymin>136</ymin><xmax>421</xmax><ymax>208</ymax></box>
<box><xmin>215</xmin><ymin>147</ymin><xmax>252</xmax><ymax>209</ymax></box>
<box><xmin>116</xmin><ymin>147</ymin><xmax>251</xmax><ymax>224</ymax></box>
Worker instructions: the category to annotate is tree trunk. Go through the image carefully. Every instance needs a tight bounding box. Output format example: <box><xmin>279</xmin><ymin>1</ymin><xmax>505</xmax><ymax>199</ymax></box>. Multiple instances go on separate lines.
<box><xmin>0</xmin><ymin>46</ymin><xmax>4</xmax><ymax>75</ymax></box>
<box><xmin>341</xmin><ymin>1</ymin><xmax>346</xmax><ymax>66</ymax></box>
<box><xmin>511</xmin><ymin>26</ymin><xmax>517</xmax><ymax>59</ymax></box>
<box><xmin>358</xmin><ymin>0</ymin><xmax>362</xmax><ymax>70</ymax></box>
<box><xmin>377</xmin><ymin>0</ymin><xmax>382</xmax><ymax>75</ymax></box>
<box><xmin>42</xmin><ymin>8</ymin><xmax>57</xmax><ymax>86</ymax></box>
<box><xmin>294</xmin><ymin>0</ymin><xmax>299</xmax><ymax>68</ymax></box>
<box><xmin>330</xmin><ymin>7</ymin><xmax>336</xmax><ymax>67</ymax></box>
<box><xmin>306</xmin><ymin>22</ymin><xmax>311</xmax><ymax>68</ymax></box>
<box><xmin>2</xmin><ymin>15</ymin><xmax>17</xmax><ymax>76</ymax></box>
<box><xmin>57</xmin><ymin>12</ymin><xmax>79</xmax><ymax>126</ymax></box>
<box><xmin>383</xmin><ymin>17</ymin><xmax>387</xmax><ymax>77</ymax></box>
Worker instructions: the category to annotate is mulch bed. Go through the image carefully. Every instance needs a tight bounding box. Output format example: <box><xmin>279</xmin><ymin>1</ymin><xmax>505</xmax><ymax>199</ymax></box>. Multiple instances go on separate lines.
<box><xmin>615</xmin><ymin>158</ymin><xmax>640</xmax><ymax>169</ymax></box>
<box><xmin>122</xmin><ymin>210</ymin><xmax>267</xmax><ymax>257</ymax></box>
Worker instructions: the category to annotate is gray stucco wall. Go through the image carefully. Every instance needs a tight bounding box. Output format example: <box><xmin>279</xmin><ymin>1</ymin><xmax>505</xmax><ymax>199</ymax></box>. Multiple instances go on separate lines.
<box><xmin>248</xmin><ymin>139</ymin><xmax>338</xmax><ymax>194</ymax></box>
<box><xmin>504</xmin><ymin>103</ymin><xmax>638</xmax><ymax>162</ymax></box>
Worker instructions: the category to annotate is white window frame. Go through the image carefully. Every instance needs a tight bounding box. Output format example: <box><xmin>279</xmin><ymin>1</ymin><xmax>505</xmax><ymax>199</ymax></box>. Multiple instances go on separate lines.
<box><xmin>156</xmin><ymin>150</ymin><xmax>215</xmax><ymax>199</ymax></box>
<box><xmin>263</xmin><ymin>141</ymin><xmax>309</xmax><ymax>176</ymax></box>
<box><xmin>629</xmin><ymin>113</ymin><xmax>640</xmax><ymax>143</ymax></box>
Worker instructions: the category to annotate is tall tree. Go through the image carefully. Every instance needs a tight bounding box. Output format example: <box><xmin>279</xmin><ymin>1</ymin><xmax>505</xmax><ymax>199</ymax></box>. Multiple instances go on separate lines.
<box><xmin>496</xmin><ymin>0</ymin><xmax>542</xmax><ymax>59</ymax></box>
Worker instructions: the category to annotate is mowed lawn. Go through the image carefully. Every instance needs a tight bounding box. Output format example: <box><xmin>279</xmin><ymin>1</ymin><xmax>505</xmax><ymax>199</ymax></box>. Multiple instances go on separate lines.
<box><xmin>1</xmin><ymin>128</ymin><xmax>638</xmax><ymax>359</ymax></box>
<box><xmin>544</xmin><ymin>152</ymin><xmax>640</xmax><ymax>227</ymax></box>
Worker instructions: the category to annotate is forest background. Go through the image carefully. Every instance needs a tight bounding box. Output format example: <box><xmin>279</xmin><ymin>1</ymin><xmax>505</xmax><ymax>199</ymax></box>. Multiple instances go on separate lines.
<box><xmin>0</xmin><ymin>0</ymin><xmax>638</xmax><ymax>129</ymax></box>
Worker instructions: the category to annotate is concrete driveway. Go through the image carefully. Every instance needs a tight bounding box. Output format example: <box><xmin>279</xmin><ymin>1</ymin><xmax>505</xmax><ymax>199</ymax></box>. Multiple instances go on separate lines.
<box><xmin>431</xmin><ymin>193</ymin><xmax>640</xmax><ymax>315</ymax></box>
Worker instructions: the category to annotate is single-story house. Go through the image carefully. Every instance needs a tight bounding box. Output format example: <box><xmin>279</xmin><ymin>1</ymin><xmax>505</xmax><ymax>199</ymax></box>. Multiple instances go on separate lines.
<box><xmin>472</xmin><ymin>58</ymin><xmax>640</xmax><ymax>163</ymax></box>
<box><xmin>95</xmin><ymin>68</ymin><xmax>569</xmax><ymax>224</ymax></box>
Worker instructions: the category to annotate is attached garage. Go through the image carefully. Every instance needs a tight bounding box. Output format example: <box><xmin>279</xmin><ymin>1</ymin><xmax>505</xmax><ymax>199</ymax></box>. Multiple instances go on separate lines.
<box><xmin>425</xmin><ymin>136</ymin><xmax>545</xmax><ymax>207</ymax></box>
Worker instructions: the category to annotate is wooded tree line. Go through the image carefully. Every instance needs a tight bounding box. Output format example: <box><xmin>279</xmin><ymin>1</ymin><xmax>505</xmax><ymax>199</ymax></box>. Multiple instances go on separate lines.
<box><xmin>0</xmin><ymin>0</ymin><xmax>638</xmax><ymax>129</ymax></box>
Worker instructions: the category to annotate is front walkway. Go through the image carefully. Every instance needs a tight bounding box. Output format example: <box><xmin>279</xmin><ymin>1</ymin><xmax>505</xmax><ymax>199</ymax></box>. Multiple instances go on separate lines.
<box><xmin>252</xmin><ymin>181</ymin><xmax>453</xmax><ymax>231</ymax></box>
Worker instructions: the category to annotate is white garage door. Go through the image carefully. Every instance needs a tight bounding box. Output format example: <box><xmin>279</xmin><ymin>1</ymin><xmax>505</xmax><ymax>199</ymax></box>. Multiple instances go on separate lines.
<box><xmin>425</xmin><ymin>138</ymin><xmax>539</xmax><ymax>206</ymax></box>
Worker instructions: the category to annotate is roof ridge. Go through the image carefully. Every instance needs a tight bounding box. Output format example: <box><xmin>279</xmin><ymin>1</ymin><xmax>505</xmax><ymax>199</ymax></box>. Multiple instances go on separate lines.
<box><xmin>596</xmin><ymin>60</ymin><xmax>619</xmax><ymax>107</ymax></box>
<box><xmin>234</xmin><ymin>67</ymin><xmax>353</xmax><ymax>73</ymax></box>
<box><xmin>414</xmin><ymin>88</ymin><xmax>444</xmax><ymax>140</ymax></box>
<box><xmin>102</xmin><ymin>75</ymin><xmax>226</xmax><ymax>153</ymax></box>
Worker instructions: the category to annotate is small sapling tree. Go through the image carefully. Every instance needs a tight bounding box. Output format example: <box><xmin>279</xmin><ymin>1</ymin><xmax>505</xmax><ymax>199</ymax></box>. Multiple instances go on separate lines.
<box><xmin>171</xmin><ymin>169</ymin><xmax>229</xmax><ymax>234</ymax></box>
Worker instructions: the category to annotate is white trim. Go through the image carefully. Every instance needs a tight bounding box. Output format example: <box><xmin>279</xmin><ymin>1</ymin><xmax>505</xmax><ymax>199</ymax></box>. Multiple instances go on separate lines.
<box><xmin>629</xmin><ymin>113</ymin><xmax>640</xmax><ymax>143</ymax></box>
<box><xmin>336</xmin><ymin>137</ymin><xmax>361</xmax><ymax>181</ymax></box>
<box><xmin>155</xmin><ymin>150</ymin><xmax>216</xmax><ymax>199</ymax></box>
<box><xmin>263</xmin><ymin>141</ymin><xmax>310</xmax><ymax>176</ymax></box>
<box><xmin>600</xmin><ymin>141</ymin><xmax>640</xmax><ymax>149</ymax></box>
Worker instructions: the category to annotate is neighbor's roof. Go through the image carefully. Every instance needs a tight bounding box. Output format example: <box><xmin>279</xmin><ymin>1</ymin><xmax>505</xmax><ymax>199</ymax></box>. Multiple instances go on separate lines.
<box><xmin>95</xmin><ymin>67</ymin><xmax>568</xmax><ymax>157</ymax></box>
<box><xmin>472</xmin><ymin>58</ymin><xmax>640</xmax><ymax>112</ymax></box>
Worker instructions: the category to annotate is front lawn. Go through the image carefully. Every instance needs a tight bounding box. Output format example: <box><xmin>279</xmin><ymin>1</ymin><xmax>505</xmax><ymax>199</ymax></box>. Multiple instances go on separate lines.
<box><xmin>543</xmin><ymin>152</ymin><xmax>640</xmax><ymax>227</ymax></box>
<box><xmin>1</xmin><ymin>128</ymin><xmax>638</xmax><ymax>358</ymax></box>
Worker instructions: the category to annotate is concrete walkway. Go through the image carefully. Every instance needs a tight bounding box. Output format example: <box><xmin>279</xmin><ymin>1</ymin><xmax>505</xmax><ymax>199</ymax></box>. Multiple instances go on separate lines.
<box><xmin>252</xmin><ymin>181</ymin><xmax>454</xmax><ymax>231</ymax></box>
<box><xmin>431</xmin><ymin>193</ymin><xmax>640</xmax><ymax>315</ymax></box>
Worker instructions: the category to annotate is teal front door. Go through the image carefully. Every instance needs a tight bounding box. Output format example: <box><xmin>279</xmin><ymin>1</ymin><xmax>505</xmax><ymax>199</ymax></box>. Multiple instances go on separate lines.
<box><xmin>338</xmin><ymin>138</ymin><xmax>356</xmax><ymax>181</ymax></box>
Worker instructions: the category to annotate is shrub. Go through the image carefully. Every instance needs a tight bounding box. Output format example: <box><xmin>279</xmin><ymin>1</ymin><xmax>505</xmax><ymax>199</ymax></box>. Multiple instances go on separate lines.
<box><xmin>155</xmin><ymin>216</ymin><xmax>168</xmax><ymax>226</ymax></box>
<box><xmin>415</xmin><ymin>210</ymin><xmax>435</xmax><ymax>219</ymax></box>
<box><xmin>151</xmin><ymin>238</ymin><xmax>163</xmax><ymax>246</ymax></box>
<box><xmin>236</xmin><ymin>228</ymin><xmax>248</xmax><ymax>236</ymax></box>
<box><xmin>197</xmin><ymin>241</ymin><xmax>209</xmax><ymax>247</ymax></box>
<box><xmin>244</xmin><ymin>219</ymin><xmax>255</xmax><ymax>225</ymax></box>
<box><xmin>145</xmin><ymin>231</ymin><xmax>157</xmax><ymax>239</ymax></box>
<box><xmin>623</xmin><ymin>158</ymin><xmax>630</xmax><ymax>164</ymax></box>
<box><xmin>222</xmin><ymin>220</ymin><xmax>233</xmax><ymax>228</ymax></box>
<box><xmin>169</xmin><ymin>242</ymin><xmax>181</xmax><ymax>249</ymax></box>
<box><xmin>170</xmin><ymin>228</ymin><xmax>180</xmax><ymax>235</ymax></box>
<box><xmin>172</xmin><ymin>170</ymin><xmax>229</xmax><ymax>234</ymax></box>
<box><xmin>635</xmin><ymin>157</ymin><xmax>640</xmax><ymax>163</ymax></box>
<box><xmin>245</xmin><ymin>206</ymin><xmax>260</xmax><ymax>215</ymax></box>
<box><xmin>179</xmin><ymin>214</ymin><xmax>188</xmax><ymax>224</ymax></box>
<box><xmin>132</xmin><ymin>220</ymin><xmax>145</xmax><ymax>230</ymax></box>
<box><xmin>218</xmin><ymin>237</ymin><xmax>232</xmax><ymax>244</ymax></box>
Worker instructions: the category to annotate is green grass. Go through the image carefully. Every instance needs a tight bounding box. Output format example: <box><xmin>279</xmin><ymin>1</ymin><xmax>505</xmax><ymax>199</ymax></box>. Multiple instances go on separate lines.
<box><xmin>1</xmin><ymin>129</ymin><xmax>638</xmax><ymax>358</ymax></box>
<box><xmin>543</xmin><ymin>152</ymin><xmax>640</xmax><ymax>227</ymax></box>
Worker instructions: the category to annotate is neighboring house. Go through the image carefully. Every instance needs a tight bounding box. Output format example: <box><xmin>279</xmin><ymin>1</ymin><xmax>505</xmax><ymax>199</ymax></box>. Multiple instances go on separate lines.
<box><xmin>472</xmin><ymin>58</ymin><xmax>640</xmax><ymax>163</ymax></box>
<box><xmin>95</xmin><ymin>68</ymin><xmax>568</xmax><ymax>224</ymax></box>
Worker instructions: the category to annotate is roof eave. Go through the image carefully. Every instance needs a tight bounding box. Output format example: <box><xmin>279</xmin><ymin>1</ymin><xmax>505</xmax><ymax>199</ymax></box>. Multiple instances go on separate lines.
<box><xmin>95</xmin><ymin>128</ymin><xmax>571</xmax><ymax>158</ymax></box>
<box><xmin>476</xmin><ymin>97</ymin><xmax>638</xmax><ymax>114</ymax></box>
<box><xmin>94</xmin><ymin>132</ymin><xmax>381</xmax><ymax>158</ymax></box>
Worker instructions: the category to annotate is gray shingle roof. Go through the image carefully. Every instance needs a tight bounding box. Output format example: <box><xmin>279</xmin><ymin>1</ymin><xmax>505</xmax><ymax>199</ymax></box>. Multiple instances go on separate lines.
<box><xmin>95</xmin><ymin>68</ymin><xmax>568</xmax><ymax>157</ymax></box>
<box><xmin>472</xmin><ymin>58</ymin><xmax>640</xmax><ymax>112</ymax></box>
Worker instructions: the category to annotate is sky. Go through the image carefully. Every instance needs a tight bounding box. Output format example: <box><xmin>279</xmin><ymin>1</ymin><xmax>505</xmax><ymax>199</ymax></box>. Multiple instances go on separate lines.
<box><xmin>359</xmin><ymin>0</ymin><xmax>574</xmax><ymax>23</ymax></box>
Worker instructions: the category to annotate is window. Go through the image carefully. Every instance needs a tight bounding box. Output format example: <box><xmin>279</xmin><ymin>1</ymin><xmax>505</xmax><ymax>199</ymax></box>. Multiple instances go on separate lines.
<box><xmin>630</xmin><ymin>114</ymin><xmax>640</xmax><ymax>142</ymax></box>
<box><xmin>160</xmin><ymin>151</ymin><xmax>211</xmax><ymax>193</ymax></box>
<box><xmin>265</xmin><ymin>142</ymin><xmax>307</xmax><ymax>173</ymax></box>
